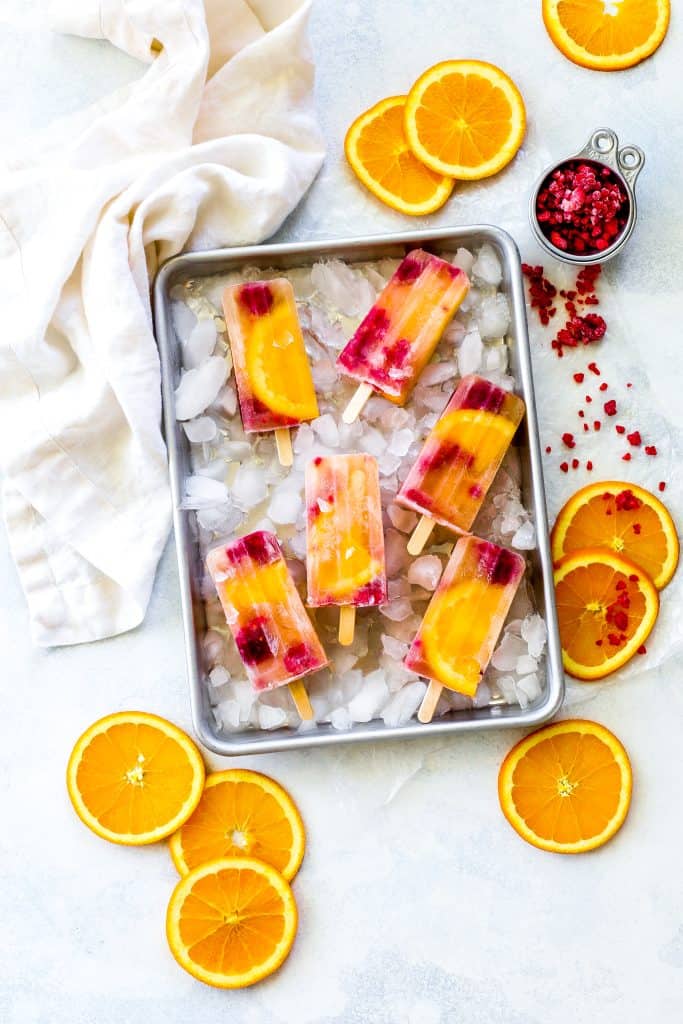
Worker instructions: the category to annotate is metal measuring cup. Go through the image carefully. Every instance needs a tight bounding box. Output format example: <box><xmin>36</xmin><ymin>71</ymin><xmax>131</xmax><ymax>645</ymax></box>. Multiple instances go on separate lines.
<box><xmin>529</xmin><ymin>128</ymin><xmax>645</xmax><ymax>266</ymax></box>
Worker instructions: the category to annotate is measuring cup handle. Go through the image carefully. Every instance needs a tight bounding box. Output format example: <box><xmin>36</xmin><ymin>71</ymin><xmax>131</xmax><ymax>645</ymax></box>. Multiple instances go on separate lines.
<box><xmin>581</xmin><ymin>128</ymin><xmax>620</xmax><ymax>163</ymax></box>
<box><xmin>616</xmin><ymin>144</ymin><xmax>645</xmax><ymax>188</ymax></box>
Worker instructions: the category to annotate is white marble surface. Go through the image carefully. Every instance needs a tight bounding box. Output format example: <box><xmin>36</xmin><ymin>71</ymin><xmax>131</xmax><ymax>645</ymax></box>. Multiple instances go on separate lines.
<box><xmin>1</xmin><ymin>3</ymin><xmax>682</xmax><ymax>1022</ymax></box>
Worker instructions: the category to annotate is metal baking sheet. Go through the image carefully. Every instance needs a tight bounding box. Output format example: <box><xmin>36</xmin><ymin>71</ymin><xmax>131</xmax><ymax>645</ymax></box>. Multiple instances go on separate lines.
<box><xmin>153</xmin><ymin>226</ymin><xmax>565</xmax><ymax>755</ymax></box>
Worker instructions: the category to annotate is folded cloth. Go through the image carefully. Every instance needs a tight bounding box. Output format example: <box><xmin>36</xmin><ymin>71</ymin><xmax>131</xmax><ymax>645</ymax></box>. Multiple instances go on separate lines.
<box><xmin>0</xmin><ymin>0</ymin><xmax>325</xmax><ymax>646</ymax></box>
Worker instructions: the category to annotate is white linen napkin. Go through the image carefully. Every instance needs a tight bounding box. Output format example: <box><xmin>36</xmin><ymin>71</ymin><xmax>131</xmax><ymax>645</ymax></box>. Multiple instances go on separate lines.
<box><xmin>0</xmin><ymin>0</ymin><xmax>325</xmax><ymax>646</ymax></box>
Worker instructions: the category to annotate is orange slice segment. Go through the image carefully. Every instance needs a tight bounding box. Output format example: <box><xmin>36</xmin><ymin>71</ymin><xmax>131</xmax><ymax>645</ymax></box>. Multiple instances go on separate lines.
<box><xmin>245</xmin><ymin>303</ymin><xmax>318</xmax><ymax>422</ymax></box>
<box><xmin>554</xmin><ymin>547</ymin><xmax>659</xmax><ymax>679</ymax></box>
<box><xmin>345</xmin><ymin>95</ymin><xmax>455</xmax><ymax>216</ymax></box>
<box><xmin>420</xmin><ymin>578</ymin><xmax>496</xmax><ymax>695</ymax></box>
<box><xmin>498</xmin><ymin>719</ymin><xmax>632</xmax><ymax>853</ymax></box>
<box><xmin>66</xmin><ymin>712</ymin><xmax>205</xmax><ymax>846</ymax></box>
<box><xmin>542</xmin><ymin>0</ymin><xmax>670</xmax><ymax>70</ymax></box>
<box><xmin>166</xmin><ymin>857</ymin><xmax>297</xmax><ymax>988</ymax></box>
<box><xmin>551</xmin><ymin>481</ymin><xmax>678</xmax><ymax>589</ymax></box>
<box><xmin>404</xmin><ymin>60</ymin><xmax>526</xmax><ymax>180</ymax></box>
<box><xmin>169</xmin><ymin>769</ymin><xmax>306</xmax><ymax>881</ymax></box>
<box><xmin>434</xmin><ymin>408</ymin><xmax>516</xmax><ymax>473</ymax></box>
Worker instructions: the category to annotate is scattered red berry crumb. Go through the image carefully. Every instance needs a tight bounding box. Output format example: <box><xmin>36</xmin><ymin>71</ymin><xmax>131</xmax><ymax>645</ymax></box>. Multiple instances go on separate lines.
<box><xmin>627</xmin><ymin>382</ymin><xmax>633</xmax><ymax>388</ymax></box>
<box><xmin>637</xmin><ymin>645</ymin><xmax>647</xmax><ymax>655</ymax></box>
<box><xmin>578</xmin><ymin>410</ymin><xmax>585</xmax><ymax>418</ymax></box>
<box><xmin>583</xmin><ymin>423</ymin><xmax>590</xmax><ymax>432</ymax></box>
<box><xmin>633</xmin><ymin>523</ymin><xmax>642</xmax><ymax>535</ymax></box>
<box><xmin>587</xmin><ymin>362</ymin><xmax>600</xmax><ymax>375</ymax></box>
<box><xmin>560</xmin><ymin>462</ymin><xmax>569</xmax><ymax>473</ymax></box>
<box><xmin>545</xmin><ymin>445</ymin><xmax>552</xmax><ymax>454</ymax></box>
<box><xmin>573</xmin><ymin>372</ymin><xmax>584</xmax><ymax>383</ymax></box>
<box><xmin>586</xmin><ymin>461</ymin><xmax>593</xmax><ymax>471</ymax></box>
<box><xmin>599</xmin><ymin>382</ymin><xmax>608</xmax><ymax>392</ymax></box>
<box><xmin>615</xmin><ymin>424</ymin><xmax>626</xmax><ymax>435</ymax></box>
<box><xmin>604</xmin><ymin>399</ymin><xmax>617</xmax><ymax>416</ymax></box>
<box><xmin>562</xmin><ymin>432</ymin><xmax>576</xmax><ymax>448</ymax></box>
<box><xmin>521</xmin><ymin>264</ymin><xmax>557</xmax><ymax>325</ymax></box>
<box><xmin>645</xmin><ymin>445</ymin><xmax>657</xmax><ymax>456</ymax></box>
<box><xmin>586</xmin><ymin>395</ymin><xmax>593</xmax><ymax>403</ymax></box>
<box><xmin>658</xmin><ymin>481</ymin><xmax>666</xmax><ymax>492</ymax></box>
<box><xmin>593</xmin><ymin>420</ymin><xmax>601</xmax><ymax>431</ymax></box>
<box><xmin>627</xmin><ymin>431</ymin><xmax>642</xmax><ymax>446</ymax></box>
<box><xmin>622</xmin><ymin>452</ymin><xmax>632</xmax><ymax>461</ymax></box>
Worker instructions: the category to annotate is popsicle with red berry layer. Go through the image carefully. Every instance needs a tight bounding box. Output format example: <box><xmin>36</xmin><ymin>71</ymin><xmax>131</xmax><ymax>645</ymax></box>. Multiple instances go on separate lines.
<box><xmin>305</xmin><ymin>454</ymin><xmax>387</xmax><ymax>645</ymax></box>
<box><xmin>397</xmin><ymin>375</ymin><xmax>525</xmax><ymax>555</ymax></box>
<box><xmin>206</xmin><ymin>531</ymin><xmax>327</xmax><ymax>720</ymax></box>
<box><xmin>405</xmin><ymin>535</ymin><xmax>525</xmax><ymax>723</ymax></box>
<box><xmin>222</xmin><ymin>279</ymin><xmax>319</xmax><ymax>466</ymax></box>
<box><xmin>337</xmin><ymin>249</ymin><xmax>469</xmax><ymax>422</ymax></box>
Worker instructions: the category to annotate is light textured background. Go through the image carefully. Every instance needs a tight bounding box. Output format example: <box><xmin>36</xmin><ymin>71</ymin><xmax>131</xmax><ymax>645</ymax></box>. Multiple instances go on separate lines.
<box><xmin>1</xmin><ymin>2</ymin><xmax>682</xmax><ymax>1023</ymax></box>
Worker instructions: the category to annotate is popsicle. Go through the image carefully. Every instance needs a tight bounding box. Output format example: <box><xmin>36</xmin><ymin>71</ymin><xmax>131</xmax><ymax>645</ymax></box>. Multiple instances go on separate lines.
<box><xmin>337</xmin><ymin>249</ymin><xmax>470</xmax><ymax>422</ymax></box>
<box><xmin>206</xmin><ymin>530</ymin><xmax>328</xmax><ymax>720</ymax></box>
<box><xmin>405</xmin><ymin>535</ymin><xmax>525</xmax><ymax>723</ymax></box>
<box><xmin>398</xmin><ymin>375</ymin><xmax>525</xmax><ymax>555</ymax></box>
<box><xmin>222</xmin><ymin>278</ymin><xmax>319</xmax><ymax>466</ymax></box>
<box><xmin>305</xmin><ymin>454</ymin><xmax>387</xmax><ymax>645</ymax></box>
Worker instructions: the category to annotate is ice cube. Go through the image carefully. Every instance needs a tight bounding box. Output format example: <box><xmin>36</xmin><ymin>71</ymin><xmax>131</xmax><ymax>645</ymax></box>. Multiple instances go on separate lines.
<box><xmin>231</xmin><ymin>464</ymin><xmax>267</xmax><ymax>511</ymax></box>
<box><xmin>473</xmin><ymin>681</ymin><xmax>491</xmax><ymax>708</ymax></box>
<box><xmin>268</xmin><ymin>485</ymin><xmax>303</xmax><ymax>525</ymax></box>
<box><xmin>258</xmin><ymin>705</ymin><xmax>288</xmax><ymax>730</ymax></box>
<box><xmin>312</xmin><ymin>413</ymin><xmax>340</xmax><ymax>448</ymax></box>
<box><xmin>359</xmin><ymin>427</ymin><xmax>386</xmax><ymax>458</ymax></box>
<box><xmin>377</xmin><ymin>451</ymin><xmax>403</xmax><ymax>477</ymax></box>
<box><xmin>476</xmin><ymin>294</ymin><xmax>510</xmax><ymax>339</ymax></box>
<box><xmin>452</xmin><ymin>247</ymin><xmax>474</xmax><ymax>275</ymax></box>
<box><xmin>311</xmin><ymin>357</ymin><xmax>338</xmax><ymax>391</ymax></box>
<box><xmin>516</xmin><ymin>673</ymin><xmax>541</xmax><ymax>708</ymax></box>
<box><xmin>441</xmin><ymin>318</ymin><xmax>466</xmax><ymax>347</ymax></box>
<box><xmin>382</xmin><ymin>681</ymin><xmax>426</xmax><ymax>727</ymax></box>
<box><xmin>472</xmin><ymin>243</ymin><xmax>503</xmax><ymax>287</ymax></box>
<box><xmin>311</xmin><ymin>259</ymin><xmax>376</xmax><ymax>317</ymax></box>
<box><xmin>183</xmin><ymin>475</ymin><xmax>229</xmax><ymax>508</ymax></box>
<box><xmin>420</xmin><ymin>361</ymin><xmax>458</xmax><ymax>387</ymax></box>
<box><xmin>458</xmin><ymin>328</ymin><xmax>483</xmax><ymax>375</ymax></box>
<box><xmin>387</xmin><ymin>504</ymin><xmax>418</xmax><ymax>534</ymax></box>
<box><xmin>212</xmin><ymin>384</ymin><xmax>238</xmax><ymax>419</ymax></box>
<box><xmin>172</xmin><ymin>300</ymin><xmax>198</xmax><ymax>341</ymax></box>
<box><xmin>385</xmin><ymin>529</ymin><xmax>410</xmax><ymax>577</ymax></box>
<box><xmin>490</xmin><ymin>633</ymin><xmax>527</xmax><ymax>671</ymax></box>
<box><xmin>521</xmin><ymin>614</ymin><xmax>547</xmax><ymax>659</ymax></box>
<box><xmin>348</xmin><ymin>669</ymin><xmax>390</xmax><ymax>723</ymax></box>
<box><xmin>183</xmin><ymin>416</ymin><xmax>218</xmax><ymax>444</ymax></box>
<box><xmin>381</xmin><ymin>634</ymin><xmax>409</xmax><ymax>661</ymax></box>
<box><xmin>293</xmin><ymin>422</ymin><xmax>315</xmax><ymax>455</ymax></box>
<box><xmin>183</xmin><ymin>318</ymin><xmax>217</xmax><ymax>369</ymax></box>
<box><xmin>496</xmin><ymin>675</ymin><xmax>519</xmax><ymax>704</ymax></box>
<box><xmin>407</xmin><ymin>555</ymin><xmax>443</xmax><ymax>591</ymax></box>
<box><xmin>330</xmin><ymin>707</ymin><xmax>353</xmax><ymax>731</ymax></box>
<box><xmin>380</xmin><ymin>598</ymin><xmax>413</xmax><ymax>622</ymax></box>
<box><xmin>512</xmin><ymin>521</ymin><xmax>536</xmax><ymax>550</ymax></box>
<box><xmin>388</xmin><ymin>429</ymin><xmax>414</xmax><ymax>457</ymax></box>
<box><xmin>516</xmin><ymin>654</ymin><xmax>539</xmax><ymax>676</ymax></box>
<box><xmin>215</xmin><ymin>699</ymin><xmax>241</xmax><ymax>730</ymax></box>
<box><xmin>197</xmin><ymin>504</ymin><xmax>243</xmax><ymax>533</ymax></box>
<box><xmin>175</xmin><ymin>357</ymin><xmax>228</xmax><ymax>420</ymax></box>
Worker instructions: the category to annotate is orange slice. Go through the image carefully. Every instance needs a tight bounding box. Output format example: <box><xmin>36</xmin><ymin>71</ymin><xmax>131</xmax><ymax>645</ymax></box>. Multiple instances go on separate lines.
<box><xmin>246</xmin><ymin>302</ymin><xmax>318</xmax><ymax>421</ymax></box>
<box><xmin>434</xmin><ymin>408</ymin><xmax>516</xmax><ymax>472</ymax></box>
<box><xmin>542</xmin><ymin>0</ymin><xmax>670</xmax><ymax>70</ymax></box>
<box><xmin>66</xmin><ymin>711</ymin><xmax>205</xmax><ymax>846</ymax></box>
<box><xmin>498</xmin><ymin>719</ymin><xmax>632</xmax><ymax>853</ymax></box>
<box><xmin>420</xmin><ymin>578</ymin><xmax>495</xmax><ymax>695</ymax></box>
<box><xmin>551</xmin><ymin>481</ymin><xmax>679</xmax><ymax>589</ymax></box>
<box><xmin>169</xmin><ymin>769</ymin><xmax>305</xmax><ymax>881</ymax></box>
<box><xmin>404</xmin><ymin>60</ymin><xmax>526</xmax><ymax>180</ymax></box>
<box><xmin>166</xmin><ymin>856</ymin><xmax>297</xmax><ymax>988</ymax></box>
<box><xmin>345</xmin><ymin>95</ymin><xmax>455</xmax><ymax>216</ymax></box>
<box><xmin>554</xmin><ymin>548</ymin><xmax>659</xmax><ymax>679</ymax></box>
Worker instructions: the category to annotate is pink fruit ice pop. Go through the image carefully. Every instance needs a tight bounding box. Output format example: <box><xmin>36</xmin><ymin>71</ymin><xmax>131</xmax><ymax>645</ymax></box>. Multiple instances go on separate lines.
<box><xmin>337</xmin><ymin>249</ymin><xmax>469</xmax><ymax>422</ymax></box>
<box><xmin>398</xmin><ymin>375</ymin><xmax>525</xmax><ymax>555</ymax></box>
<box><xmin>405</xmin><ymin>535</ymin><xmax>525</xmax><ymax>722</ymax></box>
<box><xmin>222</xmin><ymin>278</ymin><xmax>319</xmax><ymax>466</ymax></box>
<box><xmin>305</xmin><ymin>454</ymin><xmax>387</xmax><ymax>645</ymax></box>
<box><xmin>206</xmin><ymin>530</ymin><xmax>327</xmax><ymax>719</ymax></box>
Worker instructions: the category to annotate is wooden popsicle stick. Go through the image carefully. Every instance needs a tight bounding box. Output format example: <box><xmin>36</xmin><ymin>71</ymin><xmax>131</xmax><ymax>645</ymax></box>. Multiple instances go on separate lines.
<box><xmin>407</xmin><ymin>514</ymin><xmax>435</xmax><ymax>556</ymax></box>
<box><xmin>338</xmin><ymin>604</ymin><xmax>356</xmax><ymax>646</ymax></box>
<box><xmin>289</xmin><ymin>679</ymin><xmax>314</xmax><ymax>720</ymax></box>
<box><xmin>418</xmin><ymin>680</ymin><xmax>442</xmax><ymax>724</ymax></box>
<box><xmin>342</xmin><ymin>382</ymin><xmax>373</xmax><ymax>424</ymax></box>
<box><xmin>275</xmin><ymin>427</ymin><xmax>293</xmax><ymax>467</ymax></box>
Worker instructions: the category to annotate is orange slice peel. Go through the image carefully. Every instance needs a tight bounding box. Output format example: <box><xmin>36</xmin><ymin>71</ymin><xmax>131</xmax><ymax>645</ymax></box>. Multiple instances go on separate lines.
<box><xmin>551</xmin><ymin>480</ymin><xmax>678</xmax><ymax>589</ymax></box>
<box><xmin>345</xmin><ymin>95</ymin><xmax>454</xmax><ymax>215</ymax></box>
<box><xmin>169</xmin><ymin>769</ymin><xmax>306</xmax><ymax>881</ymax></box>
<box><xmin>542</xmin><ymin>0</ymin><xmax>670</xmax><ymax>71</ymax></box>
<box><xmin>66</xmin><ymin>711</ymin><xmax>205</xmax><ymax>846</ymax></box>
<box><xmin>166</xmin><ymin>856</ymin><xmax>297</xmax><ymax>988</ymax></box>
<box><xmin>554</xmin><ymin>547</ymin><xmax>659</xmax><ymax>679</ymax></box>
<box><xmin>404</xmin><ymin>60</ymin><xmax>526</xmax><ymax>180</ymax></box>
<box><xmin>498</xmin><ymin>718</ymin><xmax>632</xmax><ymax>853</ymax></box>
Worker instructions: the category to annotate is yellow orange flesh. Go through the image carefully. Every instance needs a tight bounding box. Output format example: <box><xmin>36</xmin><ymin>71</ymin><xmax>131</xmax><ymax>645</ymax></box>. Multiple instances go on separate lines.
<box><xmin>553</xmin><ymin>548</ymin><xmax>659</xmax><ymax>679</ymax></box>
<box><xmin>404</xmin><ymin>60</ymin><xmax>526</xmax><ymax>179</ymax></box>
<box><xmin>345</xmin><ymin>96</ymin><xmax>454</xmax><ymax>215</ymax></box>
<box><xmin>245</xmin><ymin>298</ymin><xmax>318</xmax><ymax>422</ymax></box>
<box><xmin>166</xmin><ymin>857</ymin><xmax>297</xmax><ymax>988</ymax></box>
<box><xmin>66</xmin><ymin>712</ymin><xmax>205</xmax><ymax>846</ymax></box>
<box><xmin>551</xmin><ymin>481</ymin><xmax>678</xmax><ymax>589</ymax></box>
<box><xmin>498</xmin><ymin>719</ymin><xmax>632</xmax><ymax>853</ymax></box>
<box><xmin>169</xmin><ymin>770</ymin><xmax>305</xmax><ymax>881</ymax></box>
<box><xmin>542</xmin><ymin>0</ymin><xmax>670</xmax><ymax>70</ymax></box>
